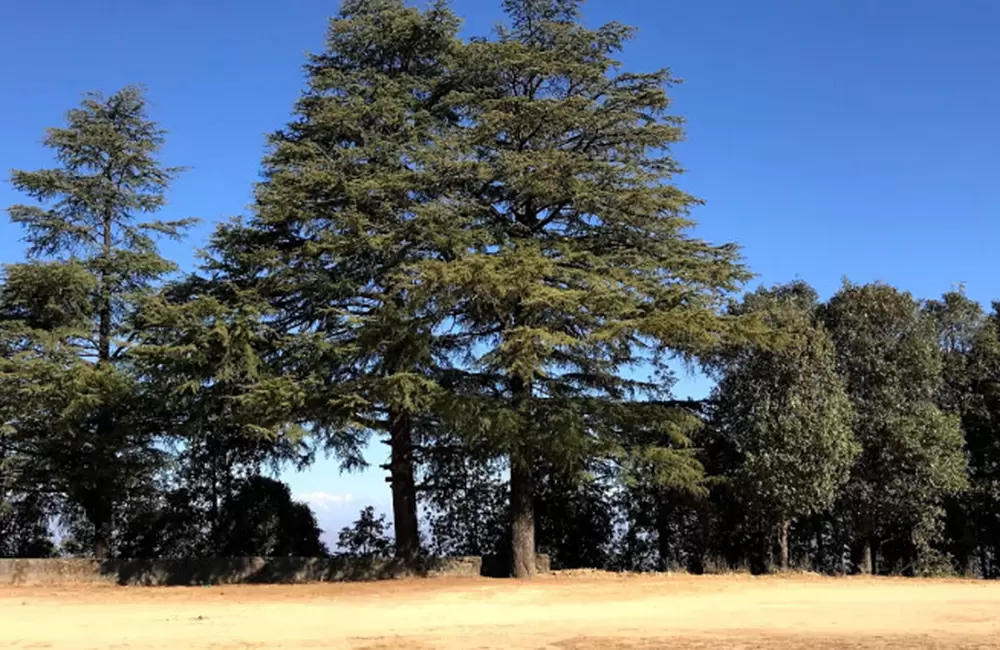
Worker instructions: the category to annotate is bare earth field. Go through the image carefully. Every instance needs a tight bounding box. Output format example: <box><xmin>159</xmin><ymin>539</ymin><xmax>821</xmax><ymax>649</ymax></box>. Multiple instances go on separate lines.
<box><xmin>3</xmin><ymin>573</ymin><xmax>1000</xmax><ymax>649</ymax></box>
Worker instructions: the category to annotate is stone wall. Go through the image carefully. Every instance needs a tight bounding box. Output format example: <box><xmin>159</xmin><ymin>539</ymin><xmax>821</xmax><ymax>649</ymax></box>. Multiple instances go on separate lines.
<box><xmin>0</xmin><ymin>554</ymin><xmax>549</xmax><ymax>586</ymax></box>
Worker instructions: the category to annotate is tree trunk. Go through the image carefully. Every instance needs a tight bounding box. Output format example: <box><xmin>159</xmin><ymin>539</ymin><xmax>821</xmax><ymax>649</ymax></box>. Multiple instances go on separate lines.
<box><xmin>860</xmin><ymin>537</ymin><xmax>874</xmax><ymax>575</ymax></box>
<box><xmin>510</xmin><ymin>455</ymin><xmax>536</xmax><ymax>579</ymax></box>
<box><xmin>91</xmin><ymin>410</ymin><xmax>114</xmax><ymax>560</ymax></box>
<box><xmin>778</xmin><ymin>520</ymin><xmax>790</xmax><ymax>571</ymax></box>
<box><xmin>815</xmin><ymin>523</ymin><xmax>825</xmax><ymax>573</ymax></box>
<box><xmin>656</xmin><ymin>491</ymin><xmax>673</xmax><ymax>572</ymax></box>
<box><xmin>93</xmin><ymin>521</ymin><xmax>111</xmax><ymax>561</ymax></box>
<box><xmin>99</xmin><ymin>211</ymin><xmax>113</xmax><ymax>364</ymax></box>
<box><xmin>962</xmin><ymin>522</ymin><xmax>976</xmax><ymax>578</ymax></box>
<box><xmin>508</xmin><ymin>371</ymin><xmax>536</xmax><ymax>580</ymax></box>
<box><xmin>90</xmin><ymin>492</ymin><xmax>112</xmax><ymax>561</ymax></box>
<box><xmin>388</xmin><ymin>408</ymin><xmax>420</xmax><ymax>566</ymax></box>
<box><xmin>92</xmin><ymin>210</ymin><xmax>114</xmax><ymax>560</ymax></box>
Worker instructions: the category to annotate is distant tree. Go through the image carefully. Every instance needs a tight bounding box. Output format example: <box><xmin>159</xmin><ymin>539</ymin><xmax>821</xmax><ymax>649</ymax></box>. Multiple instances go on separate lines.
<box><xmin>419</xmin><ymin>435</ymin><xmax>508</xmax><ymax>558</ymax></box>
<box><xmin>534</xmin><ymin>461</ymin><xmax>617</xmax><ymax>570</ymax></box>
<box><xmin>422</xmin><ymin>445</ymin><xmax>619</xmax><ymax>571</ymax></box>
<box><xmin>2</xmin><ymin>86</ymin><xmax>193</xmax><ymax>558</ymax></box>
<box><xmin>822</xmin><ymin>282</ymin><xmax>967</xmax><ymax>575</ymax></box>
<box><xmin>708</xmin><ymin>282</ymin><xmax>857</xmax><ymax>570</ymax></box>
<box><xmin>114</xmin><ymin>475</ymin><xmax>328</xmax><ymax>559</ymax></box>
<box><xmin>924</xmin><ymin>289</ymin><xmax>985</xmax><ymax>417</ymax></box>
<box><xmin>603</xmin><ymin>399</ymin><xmax>707</xmax><ymax>572</ymax></box>
<box><xmin>0</xmin><ymin>492</ymin><xmax>55</xmax><ymax>558</ymax></box>
<box><xmin>114</xmin><ymin>487</ymin><xmax>205</xmax><ymax>559</ymax></box>
<box><xmin>337</xmin><ymin>506</ymin><xmax>394</xmax><ymax>558</ymax></box>
<box><xmin>216</xmin><ymin>476</ymin><xmax>327</xmax><ymax>557</ymax></box>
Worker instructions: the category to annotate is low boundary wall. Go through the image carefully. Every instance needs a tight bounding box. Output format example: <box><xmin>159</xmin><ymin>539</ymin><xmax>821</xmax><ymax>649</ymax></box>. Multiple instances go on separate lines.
<box><xmin>0</xmin><ymin>554</ymin><xmax>550</xmax><ymax>586</ymax></box>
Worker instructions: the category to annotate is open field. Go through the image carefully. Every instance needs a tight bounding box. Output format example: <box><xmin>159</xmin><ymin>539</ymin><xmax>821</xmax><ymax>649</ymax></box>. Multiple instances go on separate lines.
<box><xmin>3</xmin><ymin>573</ymin><xmax>1000</xmax><ymax>649</ymax></box>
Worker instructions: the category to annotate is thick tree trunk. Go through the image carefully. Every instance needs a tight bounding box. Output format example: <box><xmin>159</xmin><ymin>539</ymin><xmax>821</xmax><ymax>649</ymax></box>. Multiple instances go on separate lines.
<box><xmin>89</xmin><ymin>486</ymin><xmax>112</xmax><ymax>561</ymax></box>
<box><xmin>510</xmin><ymin>455</ymin><xmax>536</xmax><ymax>579</ymax></box>
<box><xmin>388</xmin><ymin>409</ymin><xmax>420</xmax><ymax>566</ymax></box>
<box><xmin>778</xmin><ymin>520</ymin><xmax>790</xmax><ymax>571</ymax></box>
<box><xmin>508</xmin><ymin>371</ymin><xmax>536</xmax><ymax>580</ymax></box>
<box><xmin>93</xmin><ymin>515</ymin><xmax>112</xmax><ymax>561</ymax></box>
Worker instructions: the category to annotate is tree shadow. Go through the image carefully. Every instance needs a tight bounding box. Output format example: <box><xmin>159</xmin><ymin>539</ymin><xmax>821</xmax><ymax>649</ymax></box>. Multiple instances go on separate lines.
<box><xmin>100</xmin><ymin>555</ymin><xmax>486</xmax><ymax>586</ymax></box>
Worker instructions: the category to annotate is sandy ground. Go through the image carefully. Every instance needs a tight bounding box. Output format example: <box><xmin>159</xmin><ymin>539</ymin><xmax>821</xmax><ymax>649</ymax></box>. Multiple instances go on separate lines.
<box><xmin>3</xmin><ymin>573</ymin><xmax>1000</xmax><ymax>649</ymax></box>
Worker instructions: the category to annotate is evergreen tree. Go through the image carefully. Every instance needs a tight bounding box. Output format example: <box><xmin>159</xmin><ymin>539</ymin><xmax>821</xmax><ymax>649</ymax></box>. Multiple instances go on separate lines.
<box><xmin>0</xmin><ymin>265</ymin><xmax>90</xmax><ymax>557</ymax></box>
<box><xmin>420</xmin><ymin>0</ymin><xmax>750</xmax><ymax>577</ymax></box>
<box><xmin>129</xmin><ymin>274</ymin><xmax>312</xmax><ymax>553</ymax></box>
<box><xmin>420</xmin><ymin>433</ymin><xmax>509</xmax><ymax>558</ymax></box>
<box><xmin>533</xmin><ymin>460</ymin><xmax>616</xmax><ymax>570</ymax></box>
<box><xmin>206</xmin><ymin>0</ymin><xmax>462</xmax><ymax>565</ymax></box>
<box><xmin>337</xmin><ymin>505</ymin><xmax>394</xmax><ymax>558</ymax></box>
<box><xmin>3</xmin><ymin>86</ymin><xmax>192</xmax><ymax>557</ymax></box>
<box><xmin>708</xmin><ymin>282</ymin><xmax>857</xmax><ymax>570</ymax></box>
<box><xmin>603</xmin><ymin>399</ymin><xmax>707</xmax><ymax>572</ymax></box>
<box><xmin>822</xmin><ymin>282</ymin><xmax>967</xmax><ymax>574</ymax></box>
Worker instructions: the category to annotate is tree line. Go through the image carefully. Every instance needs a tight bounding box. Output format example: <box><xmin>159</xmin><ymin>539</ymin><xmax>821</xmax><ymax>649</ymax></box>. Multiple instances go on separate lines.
<box><xmin>0</xmin><ymin>0</ymin><xmax>992</xmax><ymax>579</ymax></box>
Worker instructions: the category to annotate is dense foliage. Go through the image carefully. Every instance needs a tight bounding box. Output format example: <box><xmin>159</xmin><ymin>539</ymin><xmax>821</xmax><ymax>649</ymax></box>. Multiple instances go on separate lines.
<box><xmin>3</xmin><ymin>0</ymin><xmax>999</xmax><ymax>580</ymax></box>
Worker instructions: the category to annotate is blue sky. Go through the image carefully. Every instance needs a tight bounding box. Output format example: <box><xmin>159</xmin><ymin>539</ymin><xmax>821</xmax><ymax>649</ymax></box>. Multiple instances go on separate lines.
<box><xmin>3</xmin><ymin>0</ymin><xmax>1000</xmax><ymax>540</ymax></box>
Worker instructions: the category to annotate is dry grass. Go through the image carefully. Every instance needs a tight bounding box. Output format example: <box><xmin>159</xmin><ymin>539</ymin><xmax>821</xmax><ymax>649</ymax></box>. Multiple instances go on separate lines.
<box><xmin>3</xmin><ymin>572</ymin><xmax>1000</xmax><ymax>648</ymax></box>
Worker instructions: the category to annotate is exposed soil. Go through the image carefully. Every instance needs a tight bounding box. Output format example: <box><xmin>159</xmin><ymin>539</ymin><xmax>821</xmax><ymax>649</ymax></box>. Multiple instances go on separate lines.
<box><xmin>3</xmin><ymin>572</ymin><xmax>1000</xmax><ymax>648</ymax></box>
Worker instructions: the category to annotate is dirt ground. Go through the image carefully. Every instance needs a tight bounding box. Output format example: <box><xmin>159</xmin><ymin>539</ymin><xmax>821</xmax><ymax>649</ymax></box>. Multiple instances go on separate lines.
<box><xmin>3</xmin><ymin>572</ymin><xmax>1000</xmax><ymax>649</ymax></box>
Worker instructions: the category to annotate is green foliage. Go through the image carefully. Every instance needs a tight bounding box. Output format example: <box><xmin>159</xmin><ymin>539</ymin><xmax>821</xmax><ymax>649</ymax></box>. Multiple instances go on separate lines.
<box><xmin>216</xmin><ymin>476</ymin><xmax>328</xmax><ymax>557</ymax></box>
<box><xmin>337</xmin><ymin>506</ymin><xmax>394</xmax><ymax>558</ymax></box>
<box><xmin>432</xmin><ymin>0</ymin><xmax>750</xmax><ymax>413</ymax></box>
<box><xmin>419</xmin><ymin>435</ymin><xmax>509</xmax><ymax>557</ymax></box>
<box><xmin>822</xmin><ymin>281</ymin><xmax>968</xmax><ymax>573</ymax></box>
<box><xmin>709</xmin><ymin>282</ymin><xmax>857</xmax><ymax>542</ymax></box>
<box><xmin>7</xmin><ymin>85</ymin><xmax>193</xmax><ymax>350</ymax></box>
<box><xmin>207</xmin><ymin>0</ymin><xmax>462</xmax><ymax>437</ymax></box>
<box><xmin>205</xmin><ymin>0</ymin><xmax>465</xmax><ymax>563</ymax></box>
<box><xmin>931</xmin><ymin>297</ymin><xmax>1000</xmax><ymax>577</ymax></box>
<box><xmin>131</xmin><ymin>276</ymin><xmax>310</xmax><ymax>464</ymax></box>
<box><xmin>406</xmin><ymin>0</ymin><xmax>750</xmax><ymax>575</ymax></box>
<box><xmin>2</xmin><ymin>85</ymin><xmax>193</xmax><ymax>557</ymax></box>
<box><xmin>127</xmin><ymin>275</ymin><xmax>315</xmax><ymax>556</ymax></box>
<box><xmin>533</xmin><ymin>462</ymin><xmax>616</xmax><ymax>570</ymax></box>
<box><xmin>0</xmin><ymin>491</ymin><xmax>55</xmax><ymax>558</ymax></box>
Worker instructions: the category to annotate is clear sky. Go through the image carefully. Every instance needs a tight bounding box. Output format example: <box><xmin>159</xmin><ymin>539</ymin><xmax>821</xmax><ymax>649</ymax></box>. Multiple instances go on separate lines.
<box><xmin>3</xmin><ymin>0</ymin><xmax>1000</xmax><ymax>541</ymax></box>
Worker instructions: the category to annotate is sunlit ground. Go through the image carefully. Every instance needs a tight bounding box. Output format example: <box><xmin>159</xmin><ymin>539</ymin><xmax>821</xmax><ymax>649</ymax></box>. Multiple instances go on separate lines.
<box><xmin>3</xmin><ymin>573</ymin><xmax>1000</xmax><ymax>649</ymax></box>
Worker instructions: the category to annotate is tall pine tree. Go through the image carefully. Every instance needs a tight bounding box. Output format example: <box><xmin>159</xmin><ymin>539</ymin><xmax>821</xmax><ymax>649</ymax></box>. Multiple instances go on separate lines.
<box><xmin>206</xmin><ymin>0</ymin><xmax>462</xmax><ymax>565</ymax></box>
<box><xmin>3</xmin><ymin>86</ymin><xmax>192</xmax><ymax>558</ymax></box>
<box><xmin>419</xmin><ymin>0</ymin><xmax>751</xmax><ymax>577</ymax></box>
